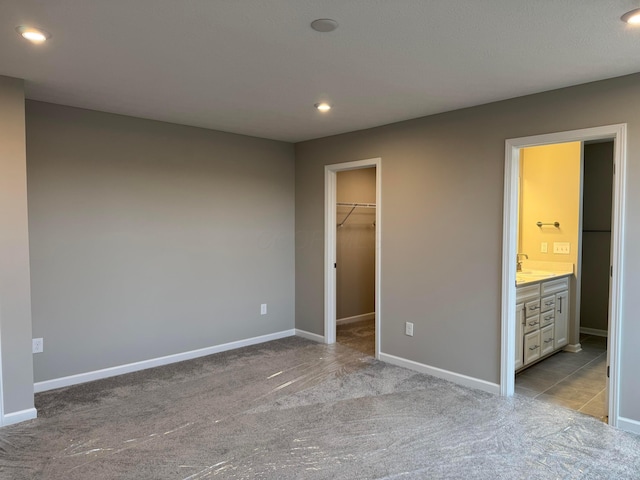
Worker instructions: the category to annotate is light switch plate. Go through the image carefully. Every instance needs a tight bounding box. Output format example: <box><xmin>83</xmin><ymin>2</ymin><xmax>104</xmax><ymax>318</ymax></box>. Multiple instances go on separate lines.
<box><xmin>553</xmin><ymin>242</ymin><xmax>570</xmax><ymax>254</ymax></box>
<box><xmin>541</xmin><ymin>242</ymin><xmax>548</xmax><ymax>253</ymax></box>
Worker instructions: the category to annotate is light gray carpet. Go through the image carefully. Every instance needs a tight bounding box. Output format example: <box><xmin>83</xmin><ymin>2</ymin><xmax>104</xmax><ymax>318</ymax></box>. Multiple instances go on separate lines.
<box><xmin>1</xmin><ymin>336</ymin><xmax>639</xmax><ymax>479</ymax></box>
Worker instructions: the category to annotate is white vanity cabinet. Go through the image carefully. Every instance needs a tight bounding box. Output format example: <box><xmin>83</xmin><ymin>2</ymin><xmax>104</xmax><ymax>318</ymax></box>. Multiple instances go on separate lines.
<box><xmin>515</xmin><ymin>275</ymin><xmax>570</xmax><ymax>371</ymax></box>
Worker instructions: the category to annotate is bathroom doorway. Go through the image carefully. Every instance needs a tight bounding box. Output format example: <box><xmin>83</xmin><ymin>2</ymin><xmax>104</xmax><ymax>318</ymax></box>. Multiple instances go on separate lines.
<box><xmin>324</xmin><ymin>158</ymin><xmax>381</xmax><ymax>358</ymax></box>
<box><xmin>501</xmin><ymin>125</ymin><xmax>626</xmax><ymax>428</ymax></box>
<box><xmin>335</xmin><ymin>168</ymin><xmax>377</xmax><ymax>356</ymax></box>
<box><xmin>514</xmin><ymin>139</ymin><xmax>611</xmax><ymax>421</ymax></box>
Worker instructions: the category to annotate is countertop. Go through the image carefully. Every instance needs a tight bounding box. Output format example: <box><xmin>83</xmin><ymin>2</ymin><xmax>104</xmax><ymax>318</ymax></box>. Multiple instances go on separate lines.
<box><xmin>515</xmin><ymin>260</ymin><xmax>574</xmax><ymax>287</ymax></box>
<box><xmin>516</xmin><ymin>270</ymin><xmax>572</xmax><ymax>287</ymax></box>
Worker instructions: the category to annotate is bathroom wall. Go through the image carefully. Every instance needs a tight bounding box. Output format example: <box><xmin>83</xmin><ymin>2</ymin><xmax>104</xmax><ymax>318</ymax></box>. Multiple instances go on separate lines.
<box><xmin>519</xmin><ymin>142</ymin><xmax>581</xmax><ymax>267</ymax></box>
<box><xmin>519</xmin><ymin>142</ymin><xmax>581</xmax><ymax>349</ymax></box>
<box><xmin>336</xmin><ymin>168</ymin><xmax>376</xmax><ymax>320</ymax></box>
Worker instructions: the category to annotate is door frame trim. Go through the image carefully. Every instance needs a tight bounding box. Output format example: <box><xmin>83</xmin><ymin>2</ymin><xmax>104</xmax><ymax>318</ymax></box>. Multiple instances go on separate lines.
<box><xmin>501</xmin><ymin>124</ymin><xmax>626</xmax><ymax>428</ymax></box>
<box><xmin>325</xmin><ymin>158</ymin><xmax>381</xmax><ymax>358</ymax></box>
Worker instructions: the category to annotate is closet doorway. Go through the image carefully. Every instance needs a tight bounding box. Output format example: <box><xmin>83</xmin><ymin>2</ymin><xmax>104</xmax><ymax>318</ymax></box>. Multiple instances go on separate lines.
<box><xmin>335</xmin><ymin>168</ymin><xmax>377</xmax><ymax>355</ymax></box>
<box><xmin>325</xmin><ymin>158</ymin><xmax>381</xmax><ymax>358</ymax></box>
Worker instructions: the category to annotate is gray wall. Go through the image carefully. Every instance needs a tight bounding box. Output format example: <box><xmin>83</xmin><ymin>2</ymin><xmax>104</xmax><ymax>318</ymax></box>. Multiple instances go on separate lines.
<box><xmin>336</xmin><ymin>168</ymin><xmax>376</xmax><ymax>319</ymax></box>
<box><xmin>580</xmin><ymin>141</ymin><xmax>613</xmax><ymax>332</ymax></box>
<box><xmin>295</xmin><ymin>73</ymin><xmax>640</xmax><ymax>422</ymax></box>
<box><xmin>0</xmin><ymin>76</ymin><xmax>35</xmax><ymax>416</ymax></box>
<box><xmin>26</xmin><ymin>101</ymin><xmax>295</xmax><ymax>382</ymax></box>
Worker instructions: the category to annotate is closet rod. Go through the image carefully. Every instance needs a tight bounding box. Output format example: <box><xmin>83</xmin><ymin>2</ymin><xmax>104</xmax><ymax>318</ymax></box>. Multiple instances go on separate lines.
<box><xmin>337</xmin><ymin>202</ymin><xmax>376</xmax><ymax>227</ymax></box>
<box><xmin>337</xmin><ymin>202</ymin><xmax>376</xmax><ymax>208</ymax></box>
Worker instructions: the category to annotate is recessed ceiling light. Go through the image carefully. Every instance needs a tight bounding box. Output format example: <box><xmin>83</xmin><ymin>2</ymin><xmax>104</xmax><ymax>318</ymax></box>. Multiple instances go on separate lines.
<box><xmin>311</xmin><ymin>19</ymin><xmax>338</xmax><ymax>32</ymax></box>
<box><xmin>16</xmin><ymin>25</ymin><xmax>51</xmax><ymax>43</ymax></box>
<box><xmin>621</xmin><ymin>8</ymin><xmax>640</xmax><ymax>24</ymax></box>
<box><xmin>315</xmin><ymin>103</ymin><xmax>332</xmax><ymax>112</ymax></box>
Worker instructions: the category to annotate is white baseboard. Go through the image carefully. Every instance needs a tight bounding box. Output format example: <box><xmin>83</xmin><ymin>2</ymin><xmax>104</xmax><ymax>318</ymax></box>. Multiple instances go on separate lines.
<box><xmin>336</xmin><ymin>312</ymin><xmax>375</xmax><ymax>325</ymax></box>
<box><xmin>2</xmin><ymin>407</ymin><xmax>37</xmax><ymax>426</ymax></box>
<box><xmin>564</xmin><ymin>343</ymin><xmax>582</xmax><ymax>353</ymax></box>
<box><xmin>379</xmin><ymin>352</ymin><xmax>500</xmax><ymax>395</ymax></box>
<box><xmin>617</xmin><ymin>417</ymin><xmax>640</xmax><ymax>435</ymax></box>
<box><xmin>580</xmin><ymin>327</ymin><xmax>608</xmax><ymax>338</ymax></box>
<box><xmin>295</xmin><ymin>329</ymin><xmax>325</xmax><ymax>343</ymax></box>
<box><xmin>34</xmin><ymin>329</ymin><xmax>296</xmax><ymax>393</ymax></box>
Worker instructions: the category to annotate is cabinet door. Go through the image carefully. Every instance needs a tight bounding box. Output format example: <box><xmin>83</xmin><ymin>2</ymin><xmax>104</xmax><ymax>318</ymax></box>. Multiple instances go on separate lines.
<box><xmin>524</xmin><ymin>330</ymin><xmax>541</xmax><ymax>366</ymax></box>
<box><xmin>515</xmin><ymin>303</ymin><xmax>525</xmax><ymax>370</ymax></box>
<box><xmin>555</xmin><ymin>291</ymin><xmax>569</xmax><ymax>349</ymax></box>
<box><xmin>541</xmin><ymin>324</ymin><xmax>555</xmax><ymax>356</ymax></box>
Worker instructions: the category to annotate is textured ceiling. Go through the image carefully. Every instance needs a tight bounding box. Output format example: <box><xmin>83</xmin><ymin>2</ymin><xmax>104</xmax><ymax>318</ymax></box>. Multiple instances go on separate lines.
<box><xmin>2</xmin><ymin>1</ymin><xmax>640</xmax><ymax>142</ymax></box>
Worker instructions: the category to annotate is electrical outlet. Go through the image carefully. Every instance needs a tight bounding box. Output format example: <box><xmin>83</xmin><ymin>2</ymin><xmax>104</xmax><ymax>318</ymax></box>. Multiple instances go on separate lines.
<box><xmin>32</xmin><ymin>338</ymin><xmax>43</xmax><ymax>354</ymax></box>
<box><xmin>405</xmin><ymin>322</ymin><xmax>414</xmax><ymax>336</ymax></box>
<box><xmin>553</xmin><ymin>242</ymin><xmax>570</xmax><ymax>254</ymax></box>
<box><xmin>541</xmin><ymin>242</ymin><xmax>548</xmax><ymax>253</ymax></box>
<box><xmin>260</xmin><ymin>304</ymin><xmax>267</xmax><ymax>315</ymax></box>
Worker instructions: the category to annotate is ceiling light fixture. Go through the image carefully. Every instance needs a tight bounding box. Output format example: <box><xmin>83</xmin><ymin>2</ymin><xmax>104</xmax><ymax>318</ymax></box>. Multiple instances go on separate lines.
<box><xmin>16</xmin><ymin>25</ymin><xmax>51</xmax><ymax>43</ymax></box>
<box><xmin>621</xmin><ymin>8</ymin><xmax>640</xmax><ymax>24</ymax></box>
<box><xmin>315</xmin><ymin>102</ymin><xmax>332</xmax><ymax>112</ymax></box>
<box><xmin>311</xmin><ymin>19</ymin><xmax>338</xmax><ymax>32</ymax></box>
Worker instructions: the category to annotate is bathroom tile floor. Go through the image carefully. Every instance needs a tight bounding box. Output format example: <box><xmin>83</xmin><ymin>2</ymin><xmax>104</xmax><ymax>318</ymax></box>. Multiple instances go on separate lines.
<box><xmin>515</xmin><ymin>334</ymin><xmax>608</xmax><ymax>422</ymax></box>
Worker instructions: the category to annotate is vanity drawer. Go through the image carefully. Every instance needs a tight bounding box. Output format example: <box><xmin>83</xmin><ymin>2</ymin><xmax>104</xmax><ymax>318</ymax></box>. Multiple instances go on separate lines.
<box><xmin>541</xmin><ymin>295</ymin><xmax>555</xmax><ymax>313</ymax></box>
<box><xmin>524</xmin><ymin>314</ymin><xmax>540</xmax><ymax>334</ymax></box>
<box><xmin>540</xmin><ymin>310</ymin><xmax>555</xmax><ymax>328</ymax></box>
<box><xmin>541</xmin><ymin>325</ymin><xmax>555</xmax><ymax>356</ymax></box>
<box><xmin>524</xmin><ymin>330</ymin><xmax>541</xmax><ymax>365</ymax></box>
<box><xmin>525</xmin><ymin>299</ymin><xmax>541</xmax><ymax>317</ymax></box>
<box><xmin>542</xmin><ymin>276</ymin><xmax>570</xmax><ymax>296</ymax></box>
<box><xmin>517</xmin><ymin>283</ymin><xmax>541</xmax><ymax>303</ymax></box>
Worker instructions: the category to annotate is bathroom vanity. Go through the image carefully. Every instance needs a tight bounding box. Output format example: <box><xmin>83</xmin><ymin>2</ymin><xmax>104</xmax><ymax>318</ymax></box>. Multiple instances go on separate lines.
<box><xmin>515</xmin><ymin>273</ymin><xmax>570</xmax><ymax>371</ymax></box>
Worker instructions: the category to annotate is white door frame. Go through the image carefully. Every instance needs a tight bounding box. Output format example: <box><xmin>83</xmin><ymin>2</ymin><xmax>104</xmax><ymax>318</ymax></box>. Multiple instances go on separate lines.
<box><xmin>501</xmin><ymin>125</ymin><xmax>626</xmax><ymax>427</ymax></box>
<box><xmin>0</xmin><ymin>332</ymin><xmax>3</xmax><ymax>426</ymax></box>
<box><xmin>325</xmin><ymin>158</ymin><xmax>381</xmax><ymax>358</ymax></box>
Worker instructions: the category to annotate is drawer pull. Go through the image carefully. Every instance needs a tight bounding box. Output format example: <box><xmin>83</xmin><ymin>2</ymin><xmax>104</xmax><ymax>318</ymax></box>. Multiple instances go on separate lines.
<box><xmin>528</xmin><ymin>305</ymin><xmax>540</xmax><ymax>311</ymax></box>
<box><xmin>544</xmin><ymin>315</ymin><xmax>553</xmax><ymax>321</ymax></box>
<box><xmin>529</xmin><ymin>345</ymin><xmax>540</xmax><ymax>351</ymax></box>
<box><xmin>545</xmin><ymin>301</ymin><xmax>554</xmax><ymax>307</ymax></box>
<box><xmin>528</xmin><ymin>320</ymin><xmax>539</xmax><ymax>326</ymax></box>
<box><xmin>544</xmin><ymin>338</ymin><xmax>554</xmax><ymax>344</ymax></box>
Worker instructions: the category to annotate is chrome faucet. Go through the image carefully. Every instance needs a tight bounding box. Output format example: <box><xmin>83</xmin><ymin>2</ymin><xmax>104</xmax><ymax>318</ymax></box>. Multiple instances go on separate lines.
<box><xmin>516</xmin><ymin>253</ymin><xmax>528</xmax><ymax>272</ymax></box>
